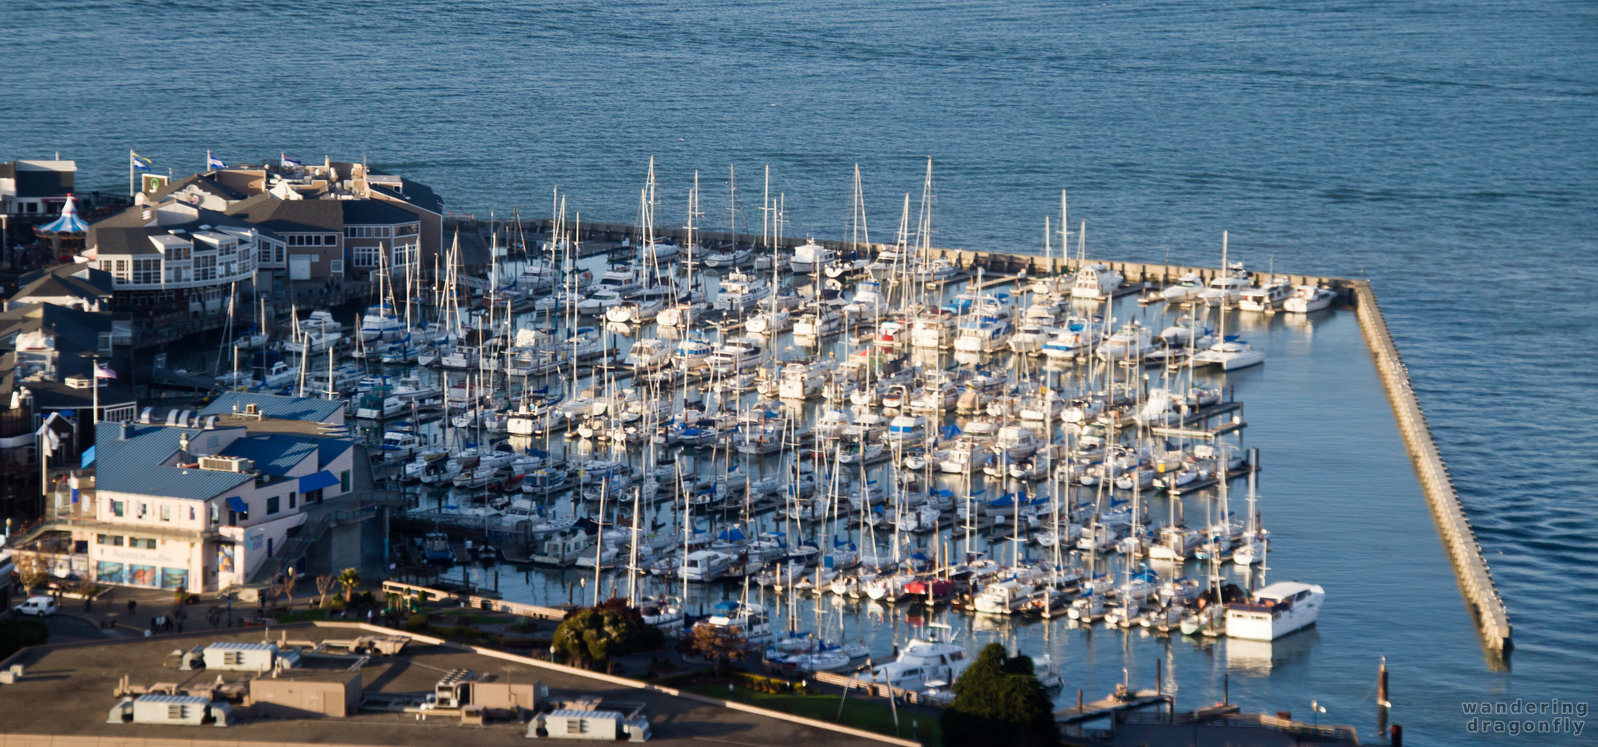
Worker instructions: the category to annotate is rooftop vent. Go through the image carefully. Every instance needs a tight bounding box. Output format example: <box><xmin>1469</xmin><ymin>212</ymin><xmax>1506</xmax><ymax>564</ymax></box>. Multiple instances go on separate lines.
<box><xmin>107</xmin><ymin>694</ymin><xmax>231</xmax><ymax>727</ymax></box>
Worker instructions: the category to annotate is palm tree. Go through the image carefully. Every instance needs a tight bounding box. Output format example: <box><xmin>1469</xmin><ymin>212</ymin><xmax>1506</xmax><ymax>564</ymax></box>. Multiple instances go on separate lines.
<box><xmin>336</xmin><ymin>567</ymin><xmax>361</xmax><ymax>602</ymax></box>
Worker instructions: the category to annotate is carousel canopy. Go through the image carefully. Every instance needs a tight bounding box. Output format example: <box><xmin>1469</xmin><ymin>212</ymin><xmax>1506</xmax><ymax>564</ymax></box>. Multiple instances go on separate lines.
<box><xmin>36</xmin><ymin>194</ymin><xmax>87</xmax><ymax>236</ymax></box>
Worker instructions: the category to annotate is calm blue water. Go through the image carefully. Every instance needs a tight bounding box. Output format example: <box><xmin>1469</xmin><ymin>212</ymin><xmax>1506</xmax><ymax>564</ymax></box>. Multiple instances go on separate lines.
<box><xmin>5</xmin><ymin>2</ymin><xmax>1596</xmax><ymax>743</ymax></box>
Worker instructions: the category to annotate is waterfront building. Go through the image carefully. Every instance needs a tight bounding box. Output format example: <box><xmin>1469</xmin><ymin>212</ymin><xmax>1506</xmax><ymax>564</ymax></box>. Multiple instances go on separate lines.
<box><xmin>85</xmin><ymin>199</ymin><xmax>260</xmax><ymax>316</ymax></box>
<box><xmin>5</xmin><ymin>262</ymin><xmax>114</xmax><ymax>313</ymax></box>
<box><xmin>7</xmin><ymin>393</ymin><xmax>378</xmax><ymax>594</ymax></box>
<box><xmin>0</xmin><ymin>159</ymin><xmax>74</xmax><ymax>218</ymax></box>
<box><xmin>79</xmin><ymin>412</ymin><xmax>356</xmax><ymax>593</ymax></box>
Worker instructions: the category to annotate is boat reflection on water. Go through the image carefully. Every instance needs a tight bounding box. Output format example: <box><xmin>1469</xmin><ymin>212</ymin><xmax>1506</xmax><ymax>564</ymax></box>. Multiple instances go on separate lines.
<box><xmin>1224</xmin><ymin>627</ymin><xmax>1321</xmax><ymax>676</ymax></box>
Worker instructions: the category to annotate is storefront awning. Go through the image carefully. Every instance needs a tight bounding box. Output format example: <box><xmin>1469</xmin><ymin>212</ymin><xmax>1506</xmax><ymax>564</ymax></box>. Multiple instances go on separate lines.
<box><xmin>226</xmin><ymin>496</ymin><xmax>248</xmax><ymax>513</ymax></box>
<box><xmin>298</xmin><ymin>470</ymin><xmax>338</xmax><ymax>492</ymax></box>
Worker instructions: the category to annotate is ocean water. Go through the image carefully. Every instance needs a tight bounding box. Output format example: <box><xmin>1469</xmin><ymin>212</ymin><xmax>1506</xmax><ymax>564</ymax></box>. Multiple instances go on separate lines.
<box><xmin>5</xmin><ymin>1</ymin><xmax>1596</xmax><ymax>743</ymax></box>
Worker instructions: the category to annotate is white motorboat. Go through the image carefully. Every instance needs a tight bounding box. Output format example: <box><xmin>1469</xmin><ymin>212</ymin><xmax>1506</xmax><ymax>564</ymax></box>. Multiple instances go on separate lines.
<box><xmin>625</xmin><ymin>338</ymin><xmax>672</xmax><ymax>370</ymax></box>
<box><xmin>1159</xmin><ymin>272</ymin><xmax>1205</xmax><ymax>303</ymax></box>
<box><xmin>1009</xmin><ymin>323</ymin><xmax>1051</xmax><ymax>354</ymax></box>
<box><xmin>705</xmin><ymin>336</ymin><xmax>767</xmax><ymax>375</ymax></box>
<box><xmin>703</xmin><ymin>244</ymin><xmax>753</xmax><ymax>268</ymax></box>
<box><xmin>1225</xmin><ymin>581</ymin><xmax>1325</xmax><ymax>640</ymax></box>
<box><xmin>869</xmin><ymin>627</ymin><xmax>969</xmax><ymax>692</ymax></box>
<box><xmin>1283</xmin><ymin>285</ymin><xmax>1336</xmax><ymax>313</ymax></box>
<box><xmin>789</xmin><ymin>239</ymin><xmax>834</xmax><ymax>274</ymax></box>
<box><xmin>713</xmin><ymin>270</ymin><xmax>772</xmax><ymax>312</ymax></box>
<box><xmin>1070</xmin><ymin>262</ymin><xmax>1124</xmax><ymax>300</ymax></box>
<box><xmin>672</xmin><ymin>337</ymin><xmax>715</xmax><ymax>370</ymax></box>
<box><xmin>1190</xmin><ymin>337</ymin><xmax>1265</xmax><ymax>370</ymax></box>
<box><xmin>1095</xmin><ymin>321</ymin><xmax>1153</xmax><ymax>362</ymax></box>
<box><xmin>1199</xmin><ymin>269</ymin><xmax>1252</xmax><ymax>307</ymax></box>
<box><xmin>1237</xmin><ymin>276</ymin><xmax>1293</xmax><ymax>313</ymax></box>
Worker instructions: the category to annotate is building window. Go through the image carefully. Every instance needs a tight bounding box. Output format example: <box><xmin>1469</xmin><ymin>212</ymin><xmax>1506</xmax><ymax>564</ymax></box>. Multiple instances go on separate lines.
<box><xmin>288</xmin><ymin>492</ymin><xmax>296</xmax><ymax>509</ymax></box>
<box><xmin>340</xmin><ymin>470</ymin><xmax>350</xmax><ymax>491</ymax></box>
<box><xmin>137</xmin><ymin>502</ymin><xmax>148</xmax><ymax>519</ymax></box>
<box><xmin>160</xmin><ymin>504</ymin><xmax>171</xmax><ymax>521</ymax></box>
<box><xmin>132</xmin><ymin>258</ymin><xmax>161</xmax><ymax>285</ymax></box>
<box><xmin>190</xmin><ymin>506</ymin><xmax>196</xmax><ymax>521</ymax></box>
<box><xmin>331</xmin><ymin>259</ymin><xmax>344</xmax><ymax>274</ymax></box>
<box><xmin>353</xmin><ymin>244</ymin><xmax>380</xmax><ymax>268</ymax></box>
<box><xmin>194</xmin><ymin>254</ymin><xmax>216</xmax><ymax>281</ymax></box>
<box><xmin>209</xmin><ymin>502</ymin><xmax>219</xmax><ymax>524</ymax></box>
<box><xmin>266</xmin><ymin>496</ymin><xmax>280</xmax><ymax>515</ymax></box>
<box><xmin>112</xmin><ymin>501</ymin><xmax>125</xmax><ymax>517</ymax></box>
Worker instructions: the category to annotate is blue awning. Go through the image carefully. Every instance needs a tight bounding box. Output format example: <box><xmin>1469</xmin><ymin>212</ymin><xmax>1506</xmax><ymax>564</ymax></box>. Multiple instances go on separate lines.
<box><xmin>299</xmin><ymin>470</ymin><xmax>339</xmax><ymax>492</ymax></box>
<box><xmin>226</xmin><ymin>496</ymin><xmax>247</xmax><ymax>512</ymax></box>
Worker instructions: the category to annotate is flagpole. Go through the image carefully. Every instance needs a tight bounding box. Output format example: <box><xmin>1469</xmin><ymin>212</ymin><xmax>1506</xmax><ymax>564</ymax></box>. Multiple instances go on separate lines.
<box><xmin>129</xmin><ymin>150</ymin><xmax>135</xmax><ymax>197</ymax></box>
<box><xmin>93</xmin><ymin>356</ymin><xmax>100</xmax><ymax>426</ymax></box>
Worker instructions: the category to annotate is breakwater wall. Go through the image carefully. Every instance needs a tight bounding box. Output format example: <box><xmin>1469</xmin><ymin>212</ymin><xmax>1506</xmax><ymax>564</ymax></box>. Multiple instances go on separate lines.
<box><xmin>1351</xmin><ymin>280</ymin><xmax>1512</xmax><ymax>655</ymax></box>
<box><xmin>449</xmin><ymin>216</ymin><xmax>1356</xmax><ymax>299</ymax></box>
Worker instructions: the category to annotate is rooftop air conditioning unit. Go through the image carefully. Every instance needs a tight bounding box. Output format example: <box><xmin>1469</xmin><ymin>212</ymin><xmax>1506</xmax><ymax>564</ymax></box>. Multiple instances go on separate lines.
<box><xmin>198</xmin><ymin>456</ymin><xmax>253</xmax><ymax>473</ymax></box>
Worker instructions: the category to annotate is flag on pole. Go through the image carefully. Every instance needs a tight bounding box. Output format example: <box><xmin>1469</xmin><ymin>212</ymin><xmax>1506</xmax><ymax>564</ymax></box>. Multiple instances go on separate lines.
<box><xmin>281</xmin><ymin>153</ymin><xmax>302</xmax><ymax>168</ymax></box>
<box><xmin>207</xmin><ymin>151</ymin><xmax>227</xmax><ymax>169</ymax></box>
<box><xmin>36</xmin><ymin>416</ymin><xmax>61</xmax><ymax>457</ymax></box>
<box><xmin>94</xmin><ymin>363</ymin><xmax>117</xmax><ymax>380</ymax></box>
<box><xmin>131</xmin><ymin>152</ymin><xmax>152</xmax><ymax>171</ymax></box>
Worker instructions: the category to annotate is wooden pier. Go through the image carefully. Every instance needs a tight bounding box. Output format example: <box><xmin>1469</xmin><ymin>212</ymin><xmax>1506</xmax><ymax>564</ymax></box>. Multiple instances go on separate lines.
<box><xmin>1055</xmin><ymin>688</ymin><xmax>1173</xmax><ymax>725</ymax></box>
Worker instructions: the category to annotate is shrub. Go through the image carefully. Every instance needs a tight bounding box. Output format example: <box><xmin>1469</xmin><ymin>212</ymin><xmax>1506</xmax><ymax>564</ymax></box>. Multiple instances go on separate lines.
<box><xmin>942</xmin><ymin>643</ymin><xmax>1058</xmax><ymax>747</ymax></box>
<box><xmin>404</xmin><ymin>613</ymin><xmax>429</xmax><ymax>631</ymax></box>
<box><xmin>552</xmin><ymin>603</ymin><xmax>660</xmax><ymax>670</ymax></box>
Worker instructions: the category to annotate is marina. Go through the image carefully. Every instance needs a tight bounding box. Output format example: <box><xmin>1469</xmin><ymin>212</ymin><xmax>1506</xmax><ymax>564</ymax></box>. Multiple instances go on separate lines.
<box><xmin>124</xmin><ymin>170</ymin><xmax>1506</xmax><ymax>741</ymax></box>
<box><xmin>7</xmin><ymin>2</ymin><xmax>1591</xmax><ymax>741</ymax></box>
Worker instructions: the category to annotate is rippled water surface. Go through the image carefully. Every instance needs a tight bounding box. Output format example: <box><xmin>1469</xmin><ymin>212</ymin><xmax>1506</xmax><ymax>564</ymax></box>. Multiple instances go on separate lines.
<box><xmin>4</xmin><ymin>2</ymin><xmax>1596</xmax><ymax>743</ymax></box>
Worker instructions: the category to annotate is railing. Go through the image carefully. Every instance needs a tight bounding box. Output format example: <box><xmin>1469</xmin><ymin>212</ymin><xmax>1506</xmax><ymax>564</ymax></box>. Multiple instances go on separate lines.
<box><xmin>811</xmin><ymin>671</ymin><xmax>953</xmax><ymax>708</ymax></box>
<box><xmin>380</xmin><ymin>580</ymin><xmax>570</xmax><ymax>620</ymax></box>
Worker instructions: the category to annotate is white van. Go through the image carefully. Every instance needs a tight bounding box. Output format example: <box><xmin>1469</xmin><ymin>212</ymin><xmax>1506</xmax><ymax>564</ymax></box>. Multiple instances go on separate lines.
<box><xmin>12</xmin><ymin>596</ymin><xmax>57</xmax><ymax>617</ymax></box>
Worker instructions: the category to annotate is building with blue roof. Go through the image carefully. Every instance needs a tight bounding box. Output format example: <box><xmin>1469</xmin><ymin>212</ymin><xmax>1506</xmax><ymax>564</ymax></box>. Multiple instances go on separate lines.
<box><xmin>79</xmin><ymin>409</ymin><xmax>357</xmax><ymax>594</ymax></box>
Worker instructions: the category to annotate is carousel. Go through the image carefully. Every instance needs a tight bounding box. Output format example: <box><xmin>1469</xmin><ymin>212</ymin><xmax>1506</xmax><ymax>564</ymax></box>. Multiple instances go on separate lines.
<box><xmin>33</xmin><ymin>193</ymin><xmax>88</xmax><ymax>260</ymax></box>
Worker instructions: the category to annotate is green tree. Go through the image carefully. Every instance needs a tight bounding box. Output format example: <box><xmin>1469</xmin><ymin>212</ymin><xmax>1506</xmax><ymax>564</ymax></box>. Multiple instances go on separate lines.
<box><xmin>336</xmin><ymin>567</ymin><xmax>362</xmax><ymax>602</ymax></box>
<box><xmin>942</xmin><ymin>643</ymin><xmax>1058</xmax><ymax>747</ymax></box>
<box><xmin>552</xmin><ymin>603</ymin><xmax>657</xmax><ymax>670</ymax></box>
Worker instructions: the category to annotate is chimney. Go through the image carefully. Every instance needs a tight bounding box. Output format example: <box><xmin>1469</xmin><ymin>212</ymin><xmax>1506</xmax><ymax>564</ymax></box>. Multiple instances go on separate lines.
<box><xmin>178</xmin><ymin>433</ymin><xmax>191</xmax><ymax>462</ymax></box>
<box><xmin>120</xmin><ymin>421</ymin><xmax>133</xmax><ymax>440</ymax></box>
